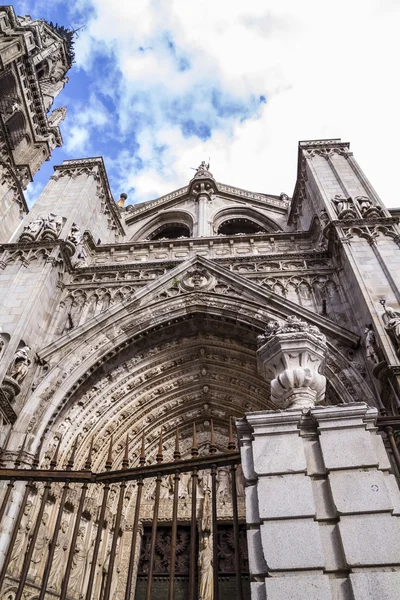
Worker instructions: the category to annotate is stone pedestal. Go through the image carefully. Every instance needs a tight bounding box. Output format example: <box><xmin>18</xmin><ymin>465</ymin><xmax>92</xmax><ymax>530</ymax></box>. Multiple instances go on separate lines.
<box><xmin>237</xmin><ymin>403</ymin><xmax>400</xmax><ymax>600</ymax></box>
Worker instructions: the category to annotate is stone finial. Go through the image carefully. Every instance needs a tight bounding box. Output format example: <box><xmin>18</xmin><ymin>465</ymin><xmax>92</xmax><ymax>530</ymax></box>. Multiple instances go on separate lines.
<box><xmin>117</xmin><ymin>193</ymin><xmax>127</xmax><ymax>208</ymax></box>
<box><xmin>257</xmin><ymin>316</ymin><xmax>327</xmax><ymax>409</ymax></box>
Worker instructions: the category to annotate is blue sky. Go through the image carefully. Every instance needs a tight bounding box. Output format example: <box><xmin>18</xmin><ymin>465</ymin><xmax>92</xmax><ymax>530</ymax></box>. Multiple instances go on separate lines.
<box><xmin>15</xmin><ymin>0</ymin><xmax>400</xmax><ymax>208</ymax></box>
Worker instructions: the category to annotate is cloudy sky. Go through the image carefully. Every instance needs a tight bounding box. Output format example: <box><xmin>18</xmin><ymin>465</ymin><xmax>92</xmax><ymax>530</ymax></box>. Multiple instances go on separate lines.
<box><xmin>17</xmin><ymin>0</ymin><xmax>400</xmax><ymax>207</ymax></box>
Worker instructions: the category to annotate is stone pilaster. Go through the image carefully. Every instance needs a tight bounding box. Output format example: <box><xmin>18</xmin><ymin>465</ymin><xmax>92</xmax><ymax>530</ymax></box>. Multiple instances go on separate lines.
<box><xmin>238</xmin><ymin>403</ymin><xmax>400</xmax><ymax>600</ymax></box>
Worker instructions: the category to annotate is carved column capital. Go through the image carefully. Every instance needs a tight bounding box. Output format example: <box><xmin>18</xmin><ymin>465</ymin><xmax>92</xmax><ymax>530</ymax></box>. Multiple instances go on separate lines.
<box><xmin>257</xmin><ymin>316</ymin><xmax>327</xmax><ymax>409</ymax></box>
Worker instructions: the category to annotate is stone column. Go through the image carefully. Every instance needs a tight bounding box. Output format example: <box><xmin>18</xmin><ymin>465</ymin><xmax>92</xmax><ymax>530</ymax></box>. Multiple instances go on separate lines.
<box><xmin>238</xmin><ymin>318</ymin><xmax>400</xmax><ymax>600</ymax></box>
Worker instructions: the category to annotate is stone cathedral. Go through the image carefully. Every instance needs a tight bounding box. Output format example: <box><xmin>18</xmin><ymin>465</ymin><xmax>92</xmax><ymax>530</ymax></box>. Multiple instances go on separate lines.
<box><xmin>0</xmin><ymin>5</ymin><xmax>399</xmax><ymax>600</ymax></box>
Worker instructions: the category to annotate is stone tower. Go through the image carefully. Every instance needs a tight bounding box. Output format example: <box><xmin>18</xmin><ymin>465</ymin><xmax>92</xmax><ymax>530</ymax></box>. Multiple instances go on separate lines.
<box><xmin>0</xmin><ymin>5</ymin><xmax>72</xmax><ymax>241</ymax></box>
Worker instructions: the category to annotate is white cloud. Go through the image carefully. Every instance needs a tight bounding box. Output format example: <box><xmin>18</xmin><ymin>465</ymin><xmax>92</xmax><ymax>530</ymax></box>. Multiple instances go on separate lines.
<box><xmin>72</xmin><ymin>0</ymin><xmax>400</xmax><ymax>206</ymax></box>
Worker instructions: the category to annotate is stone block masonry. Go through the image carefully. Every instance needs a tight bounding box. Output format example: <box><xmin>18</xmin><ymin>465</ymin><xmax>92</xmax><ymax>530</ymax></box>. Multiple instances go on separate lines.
<box><xmin>237</xmin><ymin>403</ymin><xmax>400</xmax><ymax>600</ymax></box>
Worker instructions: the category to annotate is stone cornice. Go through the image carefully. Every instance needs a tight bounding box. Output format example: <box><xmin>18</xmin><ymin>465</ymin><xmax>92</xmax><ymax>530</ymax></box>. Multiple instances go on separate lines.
<box><xmin>332</xmin><ymin>216</ymin><xmax>399</xmax><ymax>227</ymax></box>
<box><xmin>83</xmin><ymin>217</ymin><xmax>320</xmax><ymax>256</ymax></box>
<box><xmin>66</xmin><ymin>250</ymin><xmax>332</xmax><ymax>277</ymax></box>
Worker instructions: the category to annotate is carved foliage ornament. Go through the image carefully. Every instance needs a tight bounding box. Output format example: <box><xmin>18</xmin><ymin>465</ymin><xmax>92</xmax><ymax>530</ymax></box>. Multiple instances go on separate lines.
<box><xmin>257</xmin><ymin>316</ymin><xmax>327</xmax><ymax>409</ymax></box>
<box><xmin>19</xmin><ymin>214</ymin><xmax>63</xmax><ymax>242</ymax></box>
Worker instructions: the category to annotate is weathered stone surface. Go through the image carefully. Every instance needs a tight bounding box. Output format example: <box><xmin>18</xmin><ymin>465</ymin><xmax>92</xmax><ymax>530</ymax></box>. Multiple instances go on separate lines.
<box><xmin>257</xmin><ymin>473</ymin><xmax>316</xmax><ymax>519</ymax></box>
<box><xmin>311</xmin><ymin>479</ymin><xmax>337</xmax><ymax>520</ymax></box>
<box><xmin>338</xmin><ymin>513</ymin><xmax>400</xmax><ymax>566</ymax></box>
<box><xmin>260</xmin><ymin>518</ymin><xmax>325</xmax><ymax>570</ymax></box>
<box><xmin>250</xmin><ymin>581</ymin><xmax>266</xmax><ymax>600</ymax></box>
<box><xmin>252</xmin><ymin>433</ymin><xmax>307</xmax><ymax>475</ymax></box>
<box><xmin>319</xmin><ymin>523</ymin><xmax>347</xmax><ymax>571</ymax></box>
<box><xmin>265</xmin><ymin>574</ymin><xmax>333</xmax><ymax>600</ymax></box>
<box><xmin>318</xmin><ymin>428</ymin><xmax>379</xmax><ymax>470</ymax></box>
<box><xmin>245</xmin><ymin>483</ymin><xmax>260</xmax><ymax>525</ymax></box>
<box><xmin>329</xmin><ymin>469</ymin><xmax>393</xmax><ymax>514</ymax></box>
<box><xmin>246</xmin><ymin>528</ymin><xmax>267</xmax><ymax>576</ymax></box>
<box><xmin>349</xmin><ymin>572</ymin><xmax>400</xmax><ymax>600</ymax></box>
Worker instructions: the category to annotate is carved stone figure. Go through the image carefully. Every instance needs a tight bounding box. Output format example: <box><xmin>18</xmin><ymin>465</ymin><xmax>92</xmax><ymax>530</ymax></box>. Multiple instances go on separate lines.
<box><xmin>198</xmin><ymin>535</ymin><xmax>213</xmax><ymax>600</ymax></box>
<box><xmin>364</xmin><ymin>325</ymin><xmax>380</xmax><ymax>364</ymax></box>
<box><xmin>196</xmin><ymin>160</ymin><xmax>210</xmax><ymax>172</ymax></box>
<box><xmin>48</xmin><ymin>520</ymin><xmax>69</xmax><ymax>591</ymax></box>
<box><xmin>20</xmin><ymin>216</ymin><xmax>45</xmax><ymax>240</ymax></box>
<box><xmin>68</xmin><ymin>223</ymin><xmax>82</xmax><ymax>246</ymax></box>
<box><xmin>235</xmin><ymin>464</ymin><xmax>245</xmax><ymax>497</ymax></box>
<box><xmin>69</xmin><ymin>527</ymin><xmax>88</xmax><ymax>596</ymax></box>
<box><xmin>216</xmin><ymin>467</ymin><xmax>230</xmax><ymax>498</ymax></box>
<box><xmin>42</xmin><ymin>213</ymin><xmax>63</xmax><ymax>238</ymax></box>
<box><xmin>7</xmin><ymin>345</ymin><xmax>32</xmax><ymax>383</ymax></box>
<box><xmin>31</xmin><ymin>512</ymin><xmax>50</xmax><ymax>568</ymax></box>
<box><xmin>384</xmin><ymin>307</ymin><xmax>400</xmax><ymax>347</ymax></box>
<box><xmin>9</xmin><ymin>502</ymin><xmax>32</xmax><ymax>573</ymax></box>
<box><xmin>331</xmin><ymin>195</ymin><xmax>357</xmax><ymax>219</ymax></box>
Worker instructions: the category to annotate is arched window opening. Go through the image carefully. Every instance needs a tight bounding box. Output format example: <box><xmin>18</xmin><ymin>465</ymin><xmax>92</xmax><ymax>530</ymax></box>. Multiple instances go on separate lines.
<box><xmin>149</xmin><ymin>223</ymin><xmax>191</xmax><ymax>240</ymax></box>
<box><xmin>217</xmin><ymin>218</ymin><xmax>267</xmax><ymax>236</ymax></box>
<box><xmin>35</xmin><ymin>59</ymin><xmax>49</xmax><ymax>80</ymax></box>
<box><xmin>6</xmin><ymin>110</ymin><xmax>26</xmax><ymax>149</ymax></box>
<box><xmin>0</xmin><ymin>71</ymin><xmax>18</xmax><ymax>115</ymax></box>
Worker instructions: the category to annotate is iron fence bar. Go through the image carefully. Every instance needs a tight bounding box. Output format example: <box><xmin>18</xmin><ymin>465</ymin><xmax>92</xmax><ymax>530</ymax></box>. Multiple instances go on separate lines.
<box><xmin>15</xmin><ymin>480</ymin><xmax>51</xmax><ymax>600</ymax></box>
<box><xmin>85</xmin><ymin>436</ymin><xmax>114</xmax><ymax>600</ymax></box>
<box><xmin>188</xmin><ymin>466</ymin><xmax>198</xmax><ymax>600</ymax></box>
<box><xmin>0</xmin><ymin>451</ymin><xmax>241</xmax><ymax>483</ymax></box>
<box><xmin>59</xmin><ymin>481</ymin><xmax>88</xmax><ymax>600</ymax></box>
<box><xmin>230</xmin><ymin>464</ymin><xmax>243</xmax><ymax>600</ymax></box>
<box><xmin>124</xmin><ymin>476</ymin><xmax>144</xmax><ymax>600</ymax></box>
<box><xmin>85</xmin><ymin>482</ymin><xmax>111</xmax><ymax>600</ymax></box>
<box><xmin>38</xmin><ymin>481</ymin><xmax>70</xmax><ymax>600</ymax></box>
<box><xmin>211</xmin><ymin>463</ymin><xmax>219</xmax><ymax>600</ymax></box>
<box><xmin>168</xmin><ymin>470</ymin><xmax>180</xmax><ymax>600</ymax></box>
<box><xmin>0</xmin><ymin>479</ymin><xmax>14</xmax><ymax>524</ymax></box>
<box><xmin>145</xmin><ymin>472</ymin><xmax>162</xmax><ymax>600</ymax></box>
<box><xmin>103</xmin><ymin>481</ymin><xmax>126</xmax><ymax>600</ymax></box>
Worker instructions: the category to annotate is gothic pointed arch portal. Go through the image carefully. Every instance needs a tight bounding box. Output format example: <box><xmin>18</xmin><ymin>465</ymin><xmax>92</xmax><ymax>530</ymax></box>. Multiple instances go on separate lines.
<box><xmin>4</xmin><ymin>257</ymin><xmax>376</xmax><ymax>600</ymax></box>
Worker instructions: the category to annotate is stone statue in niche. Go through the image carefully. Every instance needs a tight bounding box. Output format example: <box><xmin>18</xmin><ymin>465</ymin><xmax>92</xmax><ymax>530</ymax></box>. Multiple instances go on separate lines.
<box><xmin>198</xmin><ymin>534</ymin><xmax>213</xmax><ymax>600</ymax></box>
<box><xmin>48</xmin><ymin>520</ymin><xmax>69</xmax><ymax>591</ymax></box>
<box><xmin>6</xmin><ymin>345</ymin><xmax>32</xmax><ymax>383</ymax></box>
<box><xmin>364</xmin><ymin>325</ymin><xmax>380</xmax><ymax>364</ymax></box>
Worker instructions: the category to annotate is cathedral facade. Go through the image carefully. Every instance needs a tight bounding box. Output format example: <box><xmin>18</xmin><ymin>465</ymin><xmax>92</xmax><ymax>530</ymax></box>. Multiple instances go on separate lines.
<box><xmin>0</xmin><ymin>6</ymin><xmax>399</xmax><ymax>600</ymax></box>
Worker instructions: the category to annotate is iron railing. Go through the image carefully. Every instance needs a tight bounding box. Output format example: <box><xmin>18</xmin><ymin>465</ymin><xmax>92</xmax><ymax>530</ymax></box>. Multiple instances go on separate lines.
<box><xmin>0</xmin><ymin>421</ymin><xmax>245</xmax><ymax>600</ymax></box>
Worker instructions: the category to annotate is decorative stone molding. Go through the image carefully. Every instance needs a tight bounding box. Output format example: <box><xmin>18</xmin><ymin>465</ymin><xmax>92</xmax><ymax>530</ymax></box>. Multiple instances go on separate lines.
<box><xmin>257</xmin><ymin>316</ymin><xmax>327</xmax><ymax>409</ymax></box>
